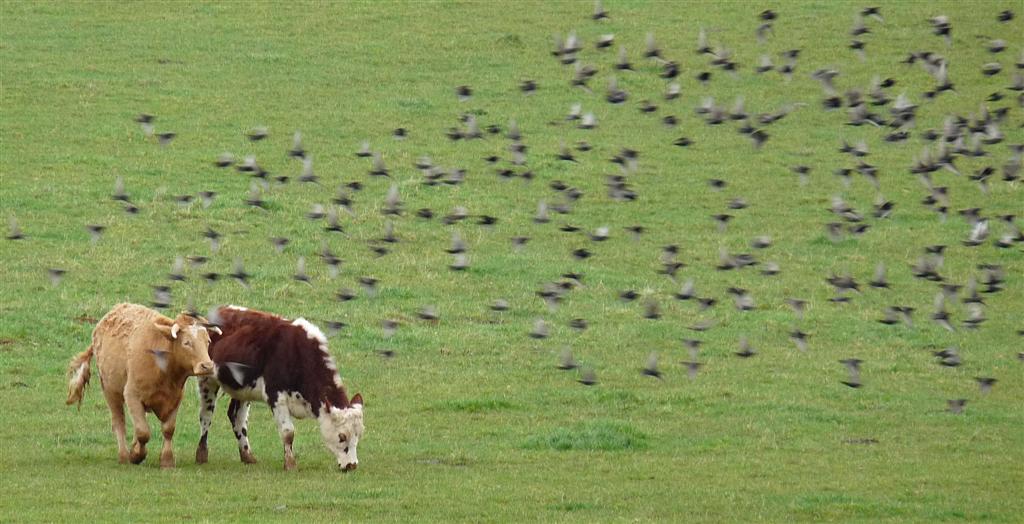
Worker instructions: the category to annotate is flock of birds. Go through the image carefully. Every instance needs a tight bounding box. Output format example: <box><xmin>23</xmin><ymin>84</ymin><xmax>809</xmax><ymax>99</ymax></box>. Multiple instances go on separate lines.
<box><xmin>7</xmin><ymin>3</ymin><xmax>1024</xmax><ymax>416</ymax></box>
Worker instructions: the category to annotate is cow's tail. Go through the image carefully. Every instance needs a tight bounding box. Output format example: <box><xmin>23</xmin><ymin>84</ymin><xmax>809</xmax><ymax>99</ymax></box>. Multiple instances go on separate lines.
<box><xmin>65</xmin><ymin>339</ymin><xmax>95</xmax><ymax>408</ymax></box>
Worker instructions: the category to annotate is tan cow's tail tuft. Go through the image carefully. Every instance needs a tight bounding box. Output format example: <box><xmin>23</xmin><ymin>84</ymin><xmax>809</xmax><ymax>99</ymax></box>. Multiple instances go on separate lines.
<box><xmin>65</xmin><ymin>343</ymin><xmax>95</xmax><ymax>408</ymax></box>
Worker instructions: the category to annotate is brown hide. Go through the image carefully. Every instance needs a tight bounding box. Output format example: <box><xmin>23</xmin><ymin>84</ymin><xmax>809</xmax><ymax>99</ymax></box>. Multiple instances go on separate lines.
<box><xmin>66</xmin><ymin>303</ymin><xmax>214</xmax><ymax>466</ymax></box>
<box><xmin>94</xmin><ymin>304</ymin><xmax>213</xmax><ymax>415</ymax></box>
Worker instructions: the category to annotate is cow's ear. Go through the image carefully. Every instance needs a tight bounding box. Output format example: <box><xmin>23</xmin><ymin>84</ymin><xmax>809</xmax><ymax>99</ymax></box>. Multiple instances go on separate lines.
<box><xmin>350</xmin><ymin>393</ymin><xmax>363</xmax><ymax>407</ymax></box>
<box><xmin>153</xmin><ymin>322</ymin><xmax>175</xmax><ymax>340</ymax></box>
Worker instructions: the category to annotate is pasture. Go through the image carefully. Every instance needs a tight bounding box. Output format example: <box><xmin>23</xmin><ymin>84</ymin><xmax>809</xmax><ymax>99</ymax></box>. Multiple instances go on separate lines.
<box><xmin>1</xmin><ymin>1</ymin><xmax>1022</xmax><ymax>521</ymax></box>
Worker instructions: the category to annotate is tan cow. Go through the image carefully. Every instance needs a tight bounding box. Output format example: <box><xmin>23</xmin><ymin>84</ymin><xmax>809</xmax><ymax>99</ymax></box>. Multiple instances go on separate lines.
<box><xmin>65</xmin><ymin>303</ymin><xmax>218</xmax><ymax>468</ymax></box>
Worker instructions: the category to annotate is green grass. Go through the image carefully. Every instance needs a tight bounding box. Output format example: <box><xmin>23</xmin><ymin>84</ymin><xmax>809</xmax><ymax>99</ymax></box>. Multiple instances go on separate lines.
<box><xmin>2</xmin><ymin>1</ymin><xmax>1023</xmax><ymax>522</ymax></box>
<box><xmin>522</xmin><ymin>420</ymin><xmax>648</xmax><ymax>451</ymax></box>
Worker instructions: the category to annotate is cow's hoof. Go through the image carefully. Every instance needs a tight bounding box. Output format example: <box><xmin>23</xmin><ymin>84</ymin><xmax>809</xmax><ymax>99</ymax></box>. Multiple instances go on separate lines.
<box><xmin>118</xmin><ymin>453</ymin><xmax>129</xmax><ymax>464</ymax></box>
<box><xmin>284</xmin><ymin>457</ymin><xmax>297</xmax><ymax>471</ymax></box>
<box><xmin>240</xmin><ymin>449</ymin><xmax>258</xmax><ymax>464</ymax></box>
<box><xmin>129</xmin><ymin>448</ymin><xmax>147</xmax><ymax>464</ymax></box>
<box><xmin>196</xmin><ymin>447</ymin><xmax>208</xmax><ymax>464</ymax></box>
<box><xmin>160</xmin><ymin>456</ymin><xmax>175</xmax><ymax>469</ymax></box>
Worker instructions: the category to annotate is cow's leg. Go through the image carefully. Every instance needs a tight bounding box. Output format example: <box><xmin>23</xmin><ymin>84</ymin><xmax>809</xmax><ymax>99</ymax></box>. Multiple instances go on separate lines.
<box><xmin>125</xmin><ymin>394</ymin><xmax>150</xmax><ymax>464</ymax></box>
<box><xmin>195</xmin><ymin>378</ymin><xmax>219</xmax><ymax>464</ymax></box>
<box><xmin>270</xmin><ymin>398</ymin><xmax>297</xmax><ymax>471</ymax></box>
<box><xmin>228</xmin><ymin>399</ymin><xmax>257</xmax><ymax>464</ymax></box>
<box><xmin>103</xmin><ymin>389</ymin><xmax>129</xmax><ymax>464</ymax></box>
<box><xmin>158</xmin><ymin>406</ymin><xmax>178</xmax><ymax>469</ymax></box>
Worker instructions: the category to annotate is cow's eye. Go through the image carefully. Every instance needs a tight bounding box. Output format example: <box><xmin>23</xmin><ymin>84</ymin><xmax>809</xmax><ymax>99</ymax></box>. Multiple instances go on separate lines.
<box><xmin>183</xmin><ymin>339</ymin><xmax>192</xmax><ymax>347</ymax></box>
<box><xmin>339</xmin><ymin>434</ymin><xmax>347</xmax><ymax>443</ymax></box>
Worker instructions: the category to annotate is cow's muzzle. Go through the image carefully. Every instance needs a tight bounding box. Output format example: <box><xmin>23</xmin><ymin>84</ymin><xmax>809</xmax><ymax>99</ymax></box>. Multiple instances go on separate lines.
<box><xmin>195</xmin><ymin>361</ymin><xmax>215</xmax><ymax>376</ymax></box>
<box><xmin>341</xmin><ymin>462</ymin><xmax>358</xmax><ymax>473</ymax></box>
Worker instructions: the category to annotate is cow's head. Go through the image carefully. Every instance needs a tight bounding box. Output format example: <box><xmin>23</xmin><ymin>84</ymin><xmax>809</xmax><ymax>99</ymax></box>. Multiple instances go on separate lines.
<box><xmin>319</xmin><ymin>394</ymin><xmax>364</xmax><ymax>472</ymax></box>
<box><xmin>153</xmin><ymin>313</ymin><xmax>218</xmax><ymax>376</ymax></box>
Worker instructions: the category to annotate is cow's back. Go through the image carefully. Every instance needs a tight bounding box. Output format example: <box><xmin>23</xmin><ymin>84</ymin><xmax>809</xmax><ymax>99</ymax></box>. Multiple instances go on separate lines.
<box><xmin>93</xmin><ymin>304</ymin><xmax>163</xmax><ymax>392</ymax></box>
<box><xmin>211</xmin><ymin>307</ymin><xmax>347</xmax><ymax>416</ymax></box>
<box><xmin>210</xmin><ymin>306</ymin><xmax>287</xmax><ymax>366</ymax></box>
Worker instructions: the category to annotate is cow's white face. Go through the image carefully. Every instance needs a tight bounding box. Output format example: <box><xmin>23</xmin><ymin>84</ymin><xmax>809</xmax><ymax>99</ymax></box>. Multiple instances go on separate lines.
<box><xmin>318</xmin><ymin>398</ymin><xmax>364</xmax><ymax>472</ymax></box>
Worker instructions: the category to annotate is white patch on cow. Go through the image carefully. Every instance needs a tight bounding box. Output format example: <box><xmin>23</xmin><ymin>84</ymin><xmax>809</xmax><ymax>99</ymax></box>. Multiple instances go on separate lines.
<box><xmin>292</xmin><ymin>318</ymin><xmax>327</xmax><ymax>345</ymax></box>
<box><xmin>318</xmin><ymin>405</ymin><xmax>364</xmax><ymax>470</ymax></box>
<box><xmin>197</xmin><ymin>378</ymin><xmax>219</xmax><ymax>440</ymax></box>
<box><xmin>226</xmin><ymin>305</ymin><xmax>249</xmax><ymax>311</ymax></box>
<box><xmin>292</xmin><ymin>317</ymin><xmax>343</xmax><ymax>386</ymax></box>
<box><xmin>272</xmin><ymin>397</ymin><xmax>296</xmax><ymax>438</ymax></box>
<box><xmin>284</xmin><ymin>391</ymin><xmax>314</xmax><ymax>418</ymax></box>
<box><xmin>230</xmin><ymin>400</ymin><xmax>253</xmax><ymax>451</ymax></box>
<box><xmin>323</xmin><ymin>355</ymin><xmax>343</xmax><ymax>387</ymax></box>
<box><xmin>222</xmin><ymin>375</ymin><xmax>267</xmax><ymax>402</ymax></box>
<box><xmin>188</xmin><ymin>324</ymin><xmax>200</xmax><ymax>337</ymax></box>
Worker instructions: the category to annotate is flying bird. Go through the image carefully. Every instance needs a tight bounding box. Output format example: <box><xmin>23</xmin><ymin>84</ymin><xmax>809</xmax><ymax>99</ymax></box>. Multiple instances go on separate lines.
<box><xmin>931</xmin><ymin>292</ymin><xmax>955</xmax><ymax>332</ymax></box>
<box><xmin>198</xmin><ymin>191</ymin><xmax>217</xmax><ymax>208</ymax></box>
<box><xmin>381</xmin><ymin>319</ymin><xmax>399</xmax><ymax>339</ymax></box>
<box><xmin>933</xmin><ymin>347</ymin><xmax>961</xmax><ymax>367</ymax></box>
<box><xmin>642</xmin><ymin>297</ymin><xmax>661</xmax><ymax>319</ymax></box>
<box><xmin>280</xmin><ymin>128</ymin><xmax>304</xmax><ymax>155</ymax></box>
<box><xmin>245</xmin><ymin>183</ymin><xmax>267</xmax><ymax>209</ymax></box>
<box><xmin>557</xmin><ymin>347</ymin><xmax>578</xmax><ymax>370</ymax></box>
<box><xmin>246</xmin><ymin>127</ymin><xmax>268</xmax><ymax>141</ymax></box>
<box><xmin>417</xmin><ymin>306</ymin><xmax>439</xmax><ymax>322</ymax></box>
<box><xmin>641</xmin><ymin>352</ymin><xmax>662</xmax><ymax>379</ymax></box>
<box><xmin>293</xmin><ymin>257</ymin><xmax>311</xmax><ymax>285</ymax></box>
<box><xmin>869</xmin><ymin>262</ymin><xmax>889</xmax><ymax>288</ymax></box>
<box><xmin>111</xmin><ymin>176</ymin><xmax>129</xmax><ymax>202</ymax></box>
<box><xmin>947</xmin><ymin>399</ymin><xmax>966</xmax><ymax>414</ymax></box>
<box><xmin>577</xmin><ymin>367</ymin><xmax>597</xmax><ymax>386</ymax></box>
<box><xmin>735</xmin><ymin>337</ymin><xmax>756</xmax><ymax>358</ymax></box>
<box><xmin>135</xmin><ymin>113</ymin><xmax>155</xmax><ymax>136</ymax></box>
<box><xmin>151</xmin><ymin>285</ymin><xmax>172</xmax><ymax>309</ymax></box>
<box><xmin>229</xmin><ymin>258</ymin><xmax>251</xmax><ymax>289</ymax></box>
<box><xmin>786</xmin><ymin>298</ymin><xmax>808</xmax><ymax>321</ymax></box>
<box><xmin>975</xmin><ymin>377</ymin><xmax>997</xmax><ymax>394</ymax></box>
<box><xmin>203</xmin><ymin>227</ymin><xmax>222</xmax><ymax>252</ymax></box>
<box><xmin>357</xmin><ymin>277</ymin><xmax>379</xmax><ymax>297</ymax></box>
<box><xmin>449</xmin><ymin>253</ymin><xmax>469</xmax><ymax>271</ymax></box>
<box><xmin>529</xmin><ymin>318</ymin><xmax>549</xmax><ymax>339</ymax></box>
<box><xmin>840</xmin><ymin>358</ymin><xmax>863</xmax><ymax>388</ymax></box>
<box><xmin>324</xmin><ymin>321</ymin><xmax>346</xmax><ymax>337</ymax></box>
<box><xmin>47</xmin><ymin>268</ymin><xmax>66</xmax><ymax>287</ymax></box>
<box><xmin>156</xmin><ymin>132</ymin><xmax>176</xmax><ymax>146</ymax></box>
<box><xmin>168</xmin><ymin>256</ymin><xmax>185</xmax><ymax>281</ymax></box>
<box><xmin>370</xmin><ymin>152</ymin><xmax>389</xmax><ymax>177</ymax></box>
<box><xmin>299</xmin><ymin>156</ymin><xmax>318</xmax><ymax>184</ymax></box>
<box><xmin>790</xmin><ymin>330</ymin><xmax>809</xmax><ymax>352</ymax></box>
<box><xmin>149</xmin><ymin>349</ymin><xmax>170</xmax><ymax>372</ymax></box>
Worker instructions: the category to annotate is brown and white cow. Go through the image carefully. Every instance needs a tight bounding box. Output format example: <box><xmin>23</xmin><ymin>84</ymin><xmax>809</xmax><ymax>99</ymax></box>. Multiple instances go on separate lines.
<box><xmin>195</xmin><ymin>305</ymin><xmax>365</xmax><ymax>471</ymax></box>
<box><xmin>65</xmin><ymin>303</ymin><xmax>217</xmax><ymax>467</ymax></box>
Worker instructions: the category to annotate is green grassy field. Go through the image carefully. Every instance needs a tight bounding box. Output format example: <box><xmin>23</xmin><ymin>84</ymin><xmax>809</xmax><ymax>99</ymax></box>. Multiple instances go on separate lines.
<box><xmin>1</xmin><ymin>1</ymin><xmax>1022</xmax><ymax>522</ymax></box>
